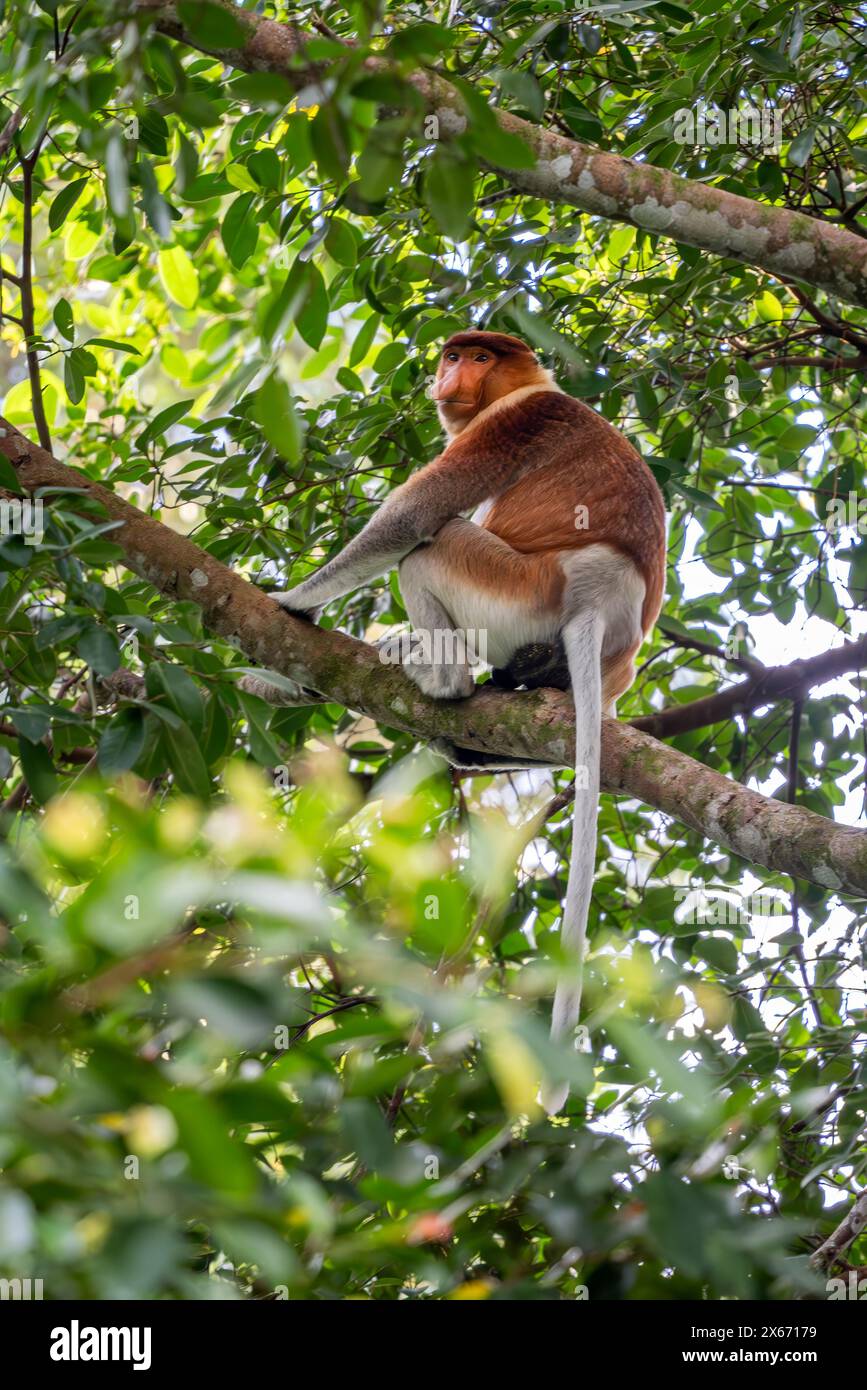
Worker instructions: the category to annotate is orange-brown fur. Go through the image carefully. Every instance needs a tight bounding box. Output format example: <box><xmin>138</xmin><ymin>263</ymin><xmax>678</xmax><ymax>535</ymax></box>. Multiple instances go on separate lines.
<box><xmin>270</xmin><ymin>329</ymin><xmax>667</xmax><ymax>1112</ymax></box>
<box><xmin>425</xmin><ymin>340</ymin><xmax>665</xmax><ymax>634</ymax></box>
<box><xmin>418</xmin><ymin>332</ymin><xmax>666</xmax><ymax>707</ymax></box>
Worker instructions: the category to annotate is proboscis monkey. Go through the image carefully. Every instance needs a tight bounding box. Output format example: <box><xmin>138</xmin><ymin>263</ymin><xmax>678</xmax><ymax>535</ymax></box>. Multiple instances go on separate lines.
<box><xmin>271</xmin><ymin>330</ymin><xmax>666</xmax><ymax>1112</ymax></box>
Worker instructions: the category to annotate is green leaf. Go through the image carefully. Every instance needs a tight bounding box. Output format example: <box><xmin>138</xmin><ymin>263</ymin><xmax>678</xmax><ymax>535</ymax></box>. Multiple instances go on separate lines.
<box><xmin>10</xmin><ymin>708</ymin><xmax>50</xmax><ymax>743</ymax></box>
<box><xmin>509</xmin><ymin>305</ymin><xmax>585</xmax><ymax>366</ymax></box>
<box><xmin>423</xmin><ymin>151</ymin><xmax>474</xmax><ymax>240</ymax></box>
<box><xmin>497</xmin><ymin>68</ymin><xmax>545</xmax><ymax>121</ymax></box>
<box><xmin>98</xmin><ymin>708</ymin><xmax>146</xmax><ymax>776</ymax></box>
<box><xmin>85</xmin><ymin>338</ymin><xmax>141</xmax><ymax>355</ymax></box>
<box><xmin>105</xmin><ymin>133</ymin><xmax>131</xmax><ymax>219</ymax></box>
<box><xmin>231</xmin><ymin>73</ymin><xmax>295</xmax><ymax>107</ymax></box>
<box><xmin>787</xmin><ymin>127</ymin><xmax>816</xmax><ymax>168</ymax></box>
<box><xmin>253</xmin><ymin>373</ymin><xmax>305</xmax><ymax>463</ymax></box>
<box><xmin>310</xmin><ymin>104</ymin><xmax>351</xmax><ymax>184</ymax></box>
<box><xmin>755</xmin><ymin>289</ymin><xmax>784</xmax><ymax>322</ymax></box>
<box><xmin>295</xmin><ymin>263</ymin><xmax>329</xmax><ymax>350</ymax></box>
<box><xmin>48</xmin><ymin>178</ymin><xmax>89</xmax><ymax>232</ymax></box>
<box><xmin>0</xmin><ymin>454</ymin><xmax>23</xmax><ymax>494</ymax></box>
<box><xmin>138</xmin><ymin>155</ymin><xmax>174</xmax><ymax>238</ymax></box>
<box><xmin>670</xmin><ymin>480</ymin><xmax>725</xmax><ymax>514</ymax></box>
<box><xmin>78</xmin><ymin>628</ymin><xmax>121</xmax><ymax>676</ymax></box>
<box><xmin>697</xmin><ymin>935</ymin><xmax>739</xmax><ymax>974</ymax></box>
<box><xmin>222</xmin><ymin>192</ymin><xmax>259</xmax><ymax>268</ymax></box>
<box><xmin>137</xmin><ymin>399</ymin><xmax>195</xmax><ymax>451</ymax></box>
<box><xmin>348</xmin><ymin>313</ymin><xmax>380</xmax><ymax>367</ymax></box>
<box><xmin>17</xmin><ymin>737</ymin><xmax>57</xmax><ymax>804</ymax></box>
<box><xmin>176</xmin><ymin>0</ymin><xmax>249</xmax><ymax>48</ymax></box>
<box><xmin>162</xmin><ymin>719</ymin><xmax>212</xmax><ymax>799</ymax></box>
<box><xmin>750</xmin><ymin>43</ymin><xmax>791</xmax><ymax>74</ymax></box>
<box><xmin>166</xmin><ymin>1088</ymin><xmax>257</xmax><ymax>1195</ymax></box>
<box><xmin>53</xmin><ymin>297</ymin><xmax>75</xmax><ymax>343</ymax></box>
<box><xmin>64</xmin><ymin>352</ymin><xmax>85</xmax><ymax>404</ymax></box>
<box><xmin>151</xmin><ymin>663</ymin><xmax>205</xmax><ymax>731</ymax></box>
<box><xmin>324</xmin><ymin>217</ymin><xmax>357</xmax><ymax>267</ymax></box>
<box><xmin>236</xmin><ymin>691</ymin><xmax>284</xmax><ymax>766</ymax></box>
<box><xmin>158</xmin><ymin>246</ymin><xmax>199</xmax><ymax>309</ymax></box>
<box><xmin>246</xmin><ymin>149</ymin><xmax>282</xmax><ymax>190</ymax></box>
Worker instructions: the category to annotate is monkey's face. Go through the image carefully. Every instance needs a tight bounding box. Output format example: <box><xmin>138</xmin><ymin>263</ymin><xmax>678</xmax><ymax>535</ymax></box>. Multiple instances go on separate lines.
<box><xmin>433</xmin><ymin>333</ymin><xmax>545</xmax><ymax>436</ymax></box>
<box><xmin>433</xmin><ymin>345</ymin><xmax>498</xmax><ymax>429</ymax></box>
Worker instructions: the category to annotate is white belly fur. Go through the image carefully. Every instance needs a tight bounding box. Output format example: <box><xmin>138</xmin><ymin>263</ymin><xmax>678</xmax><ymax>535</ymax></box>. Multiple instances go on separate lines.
<box><xmin>426</xmin><ymin>543</ymin><xmax>645</xmax><ymax>671</ymax></box>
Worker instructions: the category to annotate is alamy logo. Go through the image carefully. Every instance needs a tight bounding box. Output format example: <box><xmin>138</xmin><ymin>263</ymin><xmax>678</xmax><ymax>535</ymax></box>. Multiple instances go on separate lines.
<box><xmin>673</xmin><ymin>105</ymin><xmax>782</xmax><ymax>152</ymax></box>
<box><xmin>49</xmin><ymin>1320</ymin><xmax>152</xmax><ymax>1371</ymax></box>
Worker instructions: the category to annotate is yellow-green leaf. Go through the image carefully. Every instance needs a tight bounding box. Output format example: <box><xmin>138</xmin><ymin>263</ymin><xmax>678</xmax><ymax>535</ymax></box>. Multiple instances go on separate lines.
<box><xmin>159</xmin><ymin>246</ymin><xmax>200</xmax><ymax>309</ymax></box>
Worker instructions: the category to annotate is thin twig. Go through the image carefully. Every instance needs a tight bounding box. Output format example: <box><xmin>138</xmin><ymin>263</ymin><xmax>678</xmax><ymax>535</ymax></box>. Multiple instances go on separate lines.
<box><xmin>20</xmin><ymin>152</ymin><xmax>52</xmax><ymax>451</ymax></box>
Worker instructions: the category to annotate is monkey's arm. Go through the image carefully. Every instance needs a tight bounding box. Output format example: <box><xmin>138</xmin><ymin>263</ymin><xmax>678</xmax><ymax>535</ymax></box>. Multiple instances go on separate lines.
<box><xmin>273</xmin><ymin>482</ymin><xmax>431</xmax><ymax>612</ymax></box>
<box><xmin>273</xmin><ymin>449</ymin><xmax>522</xmax><ymax>613</ymax></box>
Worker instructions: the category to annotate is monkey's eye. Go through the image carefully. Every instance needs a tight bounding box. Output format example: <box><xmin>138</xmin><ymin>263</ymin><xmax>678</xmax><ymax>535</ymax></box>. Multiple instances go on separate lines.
<box><xmin>445</xmin><ymin>352</ymin><xmax>460</xmax><ymax>362</ymax></box>
<box><xmin>475</xmin><ymin>354</ymin><xmax>490</xmax><ymax>362</ymax></box>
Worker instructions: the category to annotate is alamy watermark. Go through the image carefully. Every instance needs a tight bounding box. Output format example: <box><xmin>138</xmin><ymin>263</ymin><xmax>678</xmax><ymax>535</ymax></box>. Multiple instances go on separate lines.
<box><xmin>675</xmin><ymin>885</ymin><xmax>786</xmax><ymax>925</ymax></box>
<box><xmin>50</xmin><ymin>1321</ymin><xmax>151</xmax><ymax>1371</ymax></box>
<box><xmin>0</xmin><ymin>1276</ymin><xmax>43</xmax><ymax>1299</ymax></box>
<box><xmin>673</xmin><ymin>105</ymin><xmax>782</xmax><ymax>153</ymax></box>
<box><xmin>827</xmin><ymin>1273</ymin><xmax>867</xmax><ymax>1300</ymax></box>
<box><xmin>825</xmin><ymin>492</ymin><xmax>867</xmax><ymax>535</ymax></box>
<box><xmin>378</xmin><ymin>628</ymin><xmax>488</xmax><ymax>668</ymax></box>
<box><xmin>0</xmin><ymin>497</ymin><xmax>44</xmax><ymax>545</ymax></box>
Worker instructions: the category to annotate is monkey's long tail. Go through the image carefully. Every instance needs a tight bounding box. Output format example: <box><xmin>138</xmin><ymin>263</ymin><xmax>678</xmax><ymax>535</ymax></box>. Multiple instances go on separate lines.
<box><xmin>541</xmin><ymin>609</ymin><xmax>604</xmax><ymax>1115</ymax></box>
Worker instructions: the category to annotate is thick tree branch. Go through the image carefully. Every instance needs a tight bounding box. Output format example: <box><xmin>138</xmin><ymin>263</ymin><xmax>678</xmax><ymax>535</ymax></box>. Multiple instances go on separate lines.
<box><xmin>633</xmin><ymin>636</ymin><xmax>867</xmax><ymax>739</ymax></box>
<box><xmin>4</xmin><ymin>416</ymin><xmax>867</xmax><ymax>898</ymax></box>
<box><xmin>133</xmin><ymin>0</ymin><xmax>867</xmax><ymax>308</ymax></box>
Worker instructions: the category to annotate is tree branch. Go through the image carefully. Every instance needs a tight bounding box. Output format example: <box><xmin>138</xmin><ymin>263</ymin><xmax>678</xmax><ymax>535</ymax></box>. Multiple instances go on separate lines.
<box><xmin>19</xmin><ymin>153</ymin><xmax>52</xmax><ymax>452</ymax></box>
<box><xmin>132</xmin><ymin>0</ymin><xmax>867</xmax><ymax>308</ymax></box>
<box><xmin>4</xmin><ymin>416</ymin><xmax>867</xmax><ymax>898</ymax></box>
<box><xmin>0</xmin><ymin>103</ymin><xmax>24</xmax><ymax>160</ymax></box>
<box><xmin>633</xmin><ymin>636</ymin><xmax>867</xmax><ymax>739</ymax></box>
<box><xmin>810</xmin><ymin>1188</ymin><xmax>867</xmax><ymax>1273</ymax></box>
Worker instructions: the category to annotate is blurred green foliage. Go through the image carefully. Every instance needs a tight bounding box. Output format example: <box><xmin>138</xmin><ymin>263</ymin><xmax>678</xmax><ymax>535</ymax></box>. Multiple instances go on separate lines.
<box><xmin>0</xmin><ymin>0</ymin><xmax>865</xmax><ymax>1299</ymax></box>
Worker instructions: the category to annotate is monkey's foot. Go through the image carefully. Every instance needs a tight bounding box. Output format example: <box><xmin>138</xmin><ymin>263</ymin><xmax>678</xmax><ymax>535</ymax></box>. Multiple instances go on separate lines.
<box><xmin>404</xmin><ymin>662</ymin><xmax>476</xmax><ymax>700</ymax></box>
<box><xmin>493</xmin><ymin>639</ymin><xmax>570</xmax><ymax>691</ymax></box>
<box><xmin>270</xmin><ymin>590</ymin><xmax>320</xmax><ymax>622</ymax></box>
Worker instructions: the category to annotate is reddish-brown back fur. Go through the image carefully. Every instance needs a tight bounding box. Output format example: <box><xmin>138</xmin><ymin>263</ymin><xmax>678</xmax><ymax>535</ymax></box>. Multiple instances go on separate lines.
<box><xmin>417</xmin><ymin>387</ymin><xmax>666</xmax><ymax>635</ymax></box>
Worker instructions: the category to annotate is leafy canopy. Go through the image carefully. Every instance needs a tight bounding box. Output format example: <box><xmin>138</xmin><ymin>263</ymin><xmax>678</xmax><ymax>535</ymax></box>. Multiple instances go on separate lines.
<box><xmin>0</xmin><ymin>0</ymin><xmax>865</xmax><ymax>1300</ymax></box>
